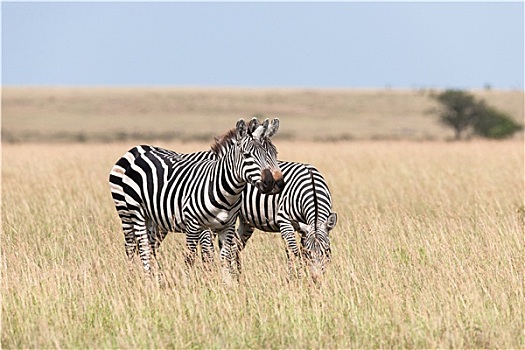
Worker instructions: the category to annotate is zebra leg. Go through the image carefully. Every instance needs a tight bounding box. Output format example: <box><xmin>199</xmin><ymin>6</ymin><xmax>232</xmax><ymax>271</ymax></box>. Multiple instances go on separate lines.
<box><xmin>124</xmin><ymin>231</ymin><xmax>137</xmax><ymax>272</ymax></box>
<box><xmin>218</xmin><ymin>226</ymin><xmax>240</xmax><ymax>284</ymax></box>
<box><xmin>232</xmin><ymin>226</ymin><xmax>243</xmax><ymax>276</ymax></box>
<box><xmin>146</xmin><ymin>218</ymin><xmax>169</xmax><ymax>284</ymax></box>
<box><xmin>279</xmin><ymin>221</ymin><xmax>303</xmax><ymax>279</ymax></box>
<box><xmin>117</xmin><ymin>213</ymin><xmax>137</xmax><ymax>272</ymax></box>
<box><xmin>134</xmin><ymin>220</ymin><xmax>153</xmax><ymax>276</ymax></box>
<box><xmin>184</xmin><ymin>221</ymin><xmax>201</xmax><ymax>269</ymax></box>
<box><xmin>146</xmin><ymin>218</ymin><xmax>169</xmax><ymax>270</ymax></box>
<box><xmin>236</xmin><ymin>219</ymin><xmax>255</xmax><ymax>252</ymax></box>
<box><xmin>199</xmin><ymin>229</ymin><xmax>215</xmax><ymax>266</ymax></box>
<box><xmin>185</xmin><ymin>236</ymin><xmax>199</xmax><ymax>269</ymax></box>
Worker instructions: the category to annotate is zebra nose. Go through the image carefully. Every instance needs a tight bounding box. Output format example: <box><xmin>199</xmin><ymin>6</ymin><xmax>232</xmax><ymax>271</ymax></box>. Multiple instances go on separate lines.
<box><xmin>272</xmin><ymin>177</ymin><xmax>285</xmax><ymax>194</ymax></box>
<box><xmin>272</xmin><ymin>170</ymin><xmax>285</xmax><ymax>194</ymax></box>
<box><xmin>310</xmin><ymin>263</ymin><xmax>324</xmax><ymax>284</ymax></box>
<box><xmin>258</xmin><ymin>169</ymin><xmax>275</xmax><ymax>194</ymax></box>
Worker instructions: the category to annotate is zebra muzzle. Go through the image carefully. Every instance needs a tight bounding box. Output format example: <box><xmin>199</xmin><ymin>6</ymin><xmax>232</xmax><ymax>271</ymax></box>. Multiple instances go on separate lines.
<box><xmin>257</xmin><ymin>169</ymin><xmax>275</xmax><ymax>194</ymax></box>
<box><xmin>272</xmin><ymin>170</ymin><xmax>285</xmax><ymax>194</ymax></box>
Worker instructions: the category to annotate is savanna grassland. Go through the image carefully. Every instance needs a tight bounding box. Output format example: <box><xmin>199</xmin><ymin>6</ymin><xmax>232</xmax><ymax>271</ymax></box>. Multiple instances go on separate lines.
<box><xmin>3</xmin><ymin>87</ymin><xmax>524</xmax><ymax>142</ymax></box>
<box><xmin>2</xmin><ymin>88</ymin><xmax>524</xmax><ymax>348</ymax></box>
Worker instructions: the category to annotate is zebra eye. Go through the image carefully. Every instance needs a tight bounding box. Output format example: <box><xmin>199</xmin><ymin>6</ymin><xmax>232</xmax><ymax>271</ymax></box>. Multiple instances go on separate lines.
<box><xmin>242</xmin><ymin>152</ymin><xmax>251</xmax><ymax>158</ymax></box>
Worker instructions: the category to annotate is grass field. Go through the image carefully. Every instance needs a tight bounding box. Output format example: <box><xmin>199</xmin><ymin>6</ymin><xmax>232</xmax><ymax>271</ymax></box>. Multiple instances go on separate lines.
<box><xmin>2</xmin><ymin>138</ymin><xmax>523</xmax><ymax>348</ymax></box>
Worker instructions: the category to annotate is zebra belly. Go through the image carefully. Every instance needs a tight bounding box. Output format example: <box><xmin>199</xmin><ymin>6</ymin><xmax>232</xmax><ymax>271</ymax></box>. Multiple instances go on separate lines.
<box><xmin>147</xmin><ymin>210</ymin><xmax>183</xmax><ymax>234</ymax></box>
<box><xmin>243</xmin><ymin>210</ymin><xmax>280</xmax><ymax>232</ymax></box>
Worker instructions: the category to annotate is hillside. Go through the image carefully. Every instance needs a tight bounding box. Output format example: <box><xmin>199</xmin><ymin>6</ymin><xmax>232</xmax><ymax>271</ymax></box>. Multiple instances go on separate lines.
<box><xmin>2</xmin><ymin>87</ymin><xmax>523</xmax><ymax>142</ymax></box>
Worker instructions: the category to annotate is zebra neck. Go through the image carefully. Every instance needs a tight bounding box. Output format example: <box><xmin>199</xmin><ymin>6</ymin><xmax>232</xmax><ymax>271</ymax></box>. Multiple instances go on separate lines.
<box><xmin>207</xmin><ymin>151</ymin><xmax>245</xmax><ymax>206</ymax></box>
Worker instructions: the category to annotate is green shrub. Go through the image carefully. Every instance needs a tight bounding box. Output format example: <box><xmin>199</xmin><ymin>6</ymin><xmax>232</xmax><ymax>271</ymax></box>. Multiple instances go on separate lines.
<box><xmin>473</xmin><ymin>106</ymin><xmax>523</xmax><ymax>139</ymax></box>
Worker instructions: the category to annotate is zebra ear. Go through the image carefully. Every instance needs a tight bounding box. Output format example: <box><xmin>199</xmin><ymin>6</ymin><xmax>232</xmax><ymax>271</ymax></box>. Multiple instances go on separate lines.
<box><xmin>248</xmin><ymin>118</ymin><xmax>260</xmax><ymax>135</ymax></box>
<box><xmin>266</xmin><ymin>118</ymin><xmax>279</xmax><ymax>138</ymax></box>
<box><xmin>326</xmin><ymin>212</ymin><xmax>338</xmax><ymax>231</ymax></box>
<box><xmin>260</xmin><ymin>119</ymin><xmax>270</xmax><ymax>140</ymax></box>
<box><xmin>236</xmin><ymin>119</ymin><xmax>247</xmax><ymax>140</ymax></box>
<box><xmin>252</xmin><ymin>118</ymin><xmax>269</xmax><ymax>141</ymax></box>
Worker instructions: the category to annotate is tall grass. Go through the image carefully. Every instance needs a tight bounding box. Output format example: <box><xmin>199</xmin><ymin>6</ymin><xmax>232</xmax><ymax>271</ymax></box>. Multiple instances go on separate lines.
<box><xmin>2</xmin><ymin>140</ymin><xmax>523</xmax><ymax>348</ymax></box>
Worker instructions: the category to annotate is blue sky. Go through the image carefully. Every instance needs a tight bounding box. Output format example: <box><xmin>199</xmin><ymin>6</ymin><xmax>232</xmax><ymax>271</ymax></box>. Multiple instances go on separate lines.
<box><xmin>2</xmin><ymin>2</ymin><xmax>524</xmax><ymax>89</ymax></box>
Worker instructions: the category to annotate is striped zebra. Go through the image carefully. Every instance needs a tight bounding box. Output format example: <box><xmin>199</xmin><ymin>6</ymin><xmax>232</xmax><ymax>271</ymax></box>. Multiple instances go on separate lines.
<box><xmin>109</xmin><ymin>118</ymin><xmax>284</xmax><ymax>280</ymax></box>
<box><xmin>237</xmin><ymin>161</ymin><xmax>337</xmax><ymax>281</ymax></box>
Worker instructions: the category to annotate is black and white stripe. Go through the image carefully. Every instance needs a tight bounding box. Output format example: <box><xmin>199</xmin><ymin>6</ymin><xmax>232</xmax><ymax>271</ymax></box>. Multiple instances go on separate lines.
<box><xmin>237</xmin><ymin>161</ymin><xmax>337</xmax><ymax>280</ymax></box>
<box><xmin>109</xmin><ymin>118</ymin><xmax>283</xmax><ymax>279</ymax></box>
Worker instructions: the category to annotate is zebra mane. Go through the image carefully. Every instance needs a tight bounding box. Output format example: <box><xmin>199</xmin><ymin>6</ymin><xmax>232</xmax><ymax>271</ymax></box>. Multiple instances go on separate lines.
<box><xmin>210</xmin><ymin>128</ymin><xmax>237</xmax><ymax>156</ymax></box>
<box><xmin>308</xmin><ymin>167</ymin><xmax>319</xmax><ymax>229</ymax></box>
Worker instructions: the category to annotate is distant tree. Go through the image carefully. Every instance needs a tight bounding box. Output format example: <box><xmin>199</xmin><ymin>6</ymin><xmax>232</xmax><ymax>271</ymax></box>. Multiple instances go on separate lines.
<box><xmin>431</xmin><ymin>89</ymin><xmax>479</xmax><ymax>140</ymax></box>
<box><xmin>431</xmin><ymin>89</ymin><xmax>522</xmax><ymax>140</ymax></box>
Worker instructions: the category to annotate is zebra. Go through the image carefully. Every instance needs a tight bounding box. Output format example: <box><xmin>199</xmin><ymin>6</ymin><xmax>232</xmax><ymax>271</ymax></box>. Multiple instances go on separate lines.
<box><xmin>146</xmin><ymin>160</ymin><xmax>337</xmax><ymax>280</ymax></box>
<box><xmin>237</xmin><ymin>161</ymin><xmax>337</xmax><ymax>281</ymax></box>
<box><xmin>109</xmin><ymin>118</ymin><xmax>284</xmax><ymax>280</ymax></box>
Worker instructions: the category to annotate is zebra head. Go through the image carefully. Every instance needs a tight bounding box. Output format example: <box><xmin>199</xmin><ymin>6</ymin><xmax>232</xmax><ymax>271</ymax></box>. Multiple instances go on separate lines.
<box><xmin>235</xmin><ymin>118</ymin><xmax>284</xmax><ymax>194</ymax></box>
<box><xmin>293</xmin><ymin>212</ymin><xmax>337</xmax><ymax>281</ymax></box>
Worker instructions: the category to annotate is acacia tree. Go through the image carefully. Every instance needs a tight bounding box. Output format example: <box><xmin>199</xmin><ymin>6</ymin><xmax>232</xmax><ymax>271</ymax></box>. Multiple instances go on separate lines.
<box><xmin>431</xmin><ymin>89</ymin><xmax>522</xmax><ymax>140</ymax></box>
<box><xmin>432</xmin><ymin>89</ymin><xmax>479</xmax><ymax>140</ymax></box>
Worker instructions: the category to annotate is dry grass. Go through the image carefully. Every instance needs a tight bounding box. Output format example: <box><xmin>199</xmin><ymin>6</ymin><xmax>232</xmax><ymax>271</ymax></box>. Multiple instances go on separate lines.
<box><xmin>3</xmin><ymin>87</ymin><xmax>523</xmax><ymax>142</ymax></box>
<box><xmin>2</xmin><ymin>139</ymin><xmax>523</xmax><ymax>348</ymax></box>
